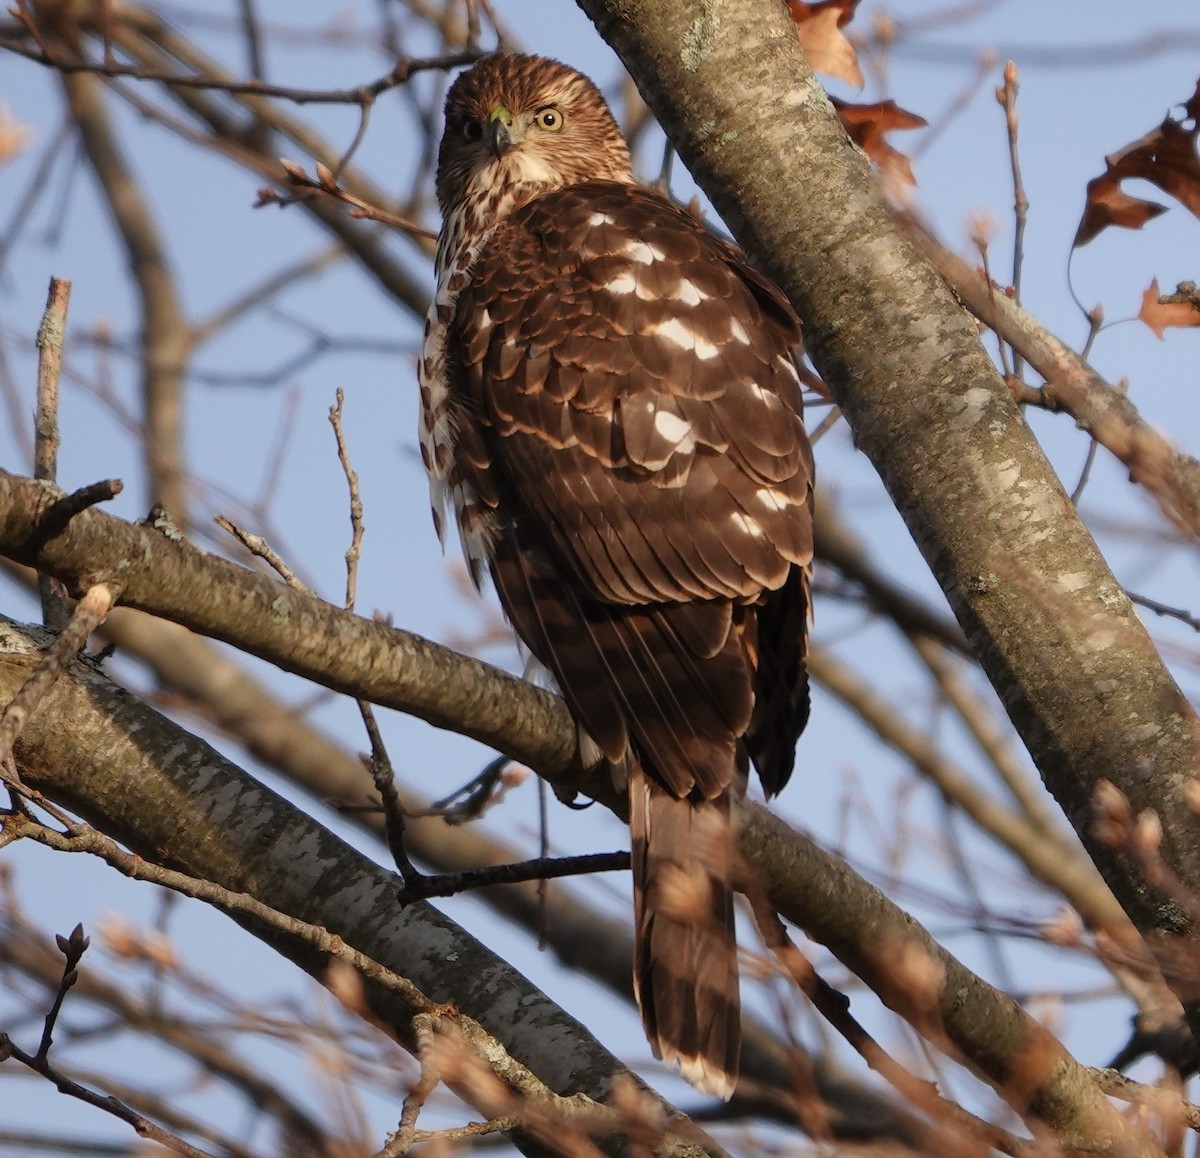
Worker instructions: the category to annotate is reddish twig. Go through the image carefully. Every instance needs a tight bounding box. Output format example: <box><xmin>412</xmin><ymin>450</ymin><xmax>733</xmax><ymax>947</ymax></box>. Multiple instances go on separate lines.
<box><xmin>264</xmin><ymin>159</ymin><xmax>437</xmax><ymax>239</ymax></box>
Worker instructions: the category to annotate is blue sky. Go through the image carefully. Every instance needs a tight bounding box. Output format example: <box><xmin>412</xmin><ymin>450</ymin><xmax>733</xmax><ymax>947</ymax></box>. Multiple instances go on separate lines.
<box><xmin>2</xmin><ymin>0</ymin><xmax>1200</xmax><ymax>1149</ymax></box>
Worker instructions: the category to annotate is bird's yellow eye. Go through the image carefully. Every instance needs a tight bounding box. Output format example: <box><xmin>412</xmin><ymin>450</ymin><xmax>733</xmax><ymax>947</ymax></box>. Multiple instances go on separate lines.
<box><xmin>534</xmin><ymin>106</ymin><xmax>564</xmax><ymax>132</ymax></box>
<box><xmin>462</xmin><ymin>117</ymin><xmax>483</xmax><ymax>141</ymax></box>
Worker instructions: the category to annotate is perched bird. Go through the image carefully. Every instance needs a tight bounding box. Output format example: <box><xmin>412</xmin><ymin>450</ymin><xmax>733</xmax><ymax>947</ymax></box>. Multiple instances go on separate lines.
<box><xmin>420</xmin><ymin>52</ymin><xmax>814</xmax><ymax>1097</ymax></box>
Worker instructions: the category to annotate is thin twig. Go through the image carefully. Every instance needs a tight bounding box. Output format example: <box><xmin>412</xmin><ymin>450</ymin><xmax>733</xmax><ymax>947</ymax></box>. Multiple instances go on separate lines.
<box><xmin>1069</xmin><ymin>306</ymin><xmax>1107</xmax><ymax>506</ymax></box>
<box><xmin>806</xmin><ymin>403</ymin><xmax>843</xmax><ymax>445</ymax></box>
<box><xmin>464</xmin><ymin>0</ymin><xmax>482</xmax><ymax>50</ymax></box>
<box><xmin>745</xmin><ymin>889</ymin><xmax>1031</xmax><ymax>1156</ymax></box>
<box><xmin>0</xmin><ymin>113</ymin><xmax>74</xmax><ymax>285</ymax></box>
<box><xmin>333</xmin><ymin>94</ymin><xmax>374</xmax><ymax>181</ymax></box>
<box><xmin>2</xmin><ymin>809</ymin><xmax>437</xmax><ymax>1013</ymax></box>
<box><xmin>190</xmin><ymin>242</ymin><xmax>347</xmax><ymax>345</ymax></box>
<box><xmin>912</xmin><ymin>221</ymin><xmax>1200</xmax><ymax>537</ymax></box>
<box><xmin>908</xmin><ymin>633</ymin><xmax>1059</xmax><ymax>837</ymax></box>
<box><xmin>251</xmin><ymin>385</ymin><xmax>301</xmax><ymax>520</ymax></box>
<box><xmin>974</xmin><ymin>228</ymin><xmax>1013</xmax><ymax>380</ymax></box>
<box><xmin>1093</xmin><ymin>780</ymin><xmax>1200</xmax><ymax>1055</ymax></box>
<box><xmin>266</xmin><ymin>160</ymin><xmax>438</xmax><ymax>239</ymax></box>
<box><xmin>328</xmin><ymin>388</ymin><xmax>364</xmax><ymax>612</ymax></box>
<box><xmin>358</xmin><ymin>705</ymin><xmax>418</xmax><ymax>884</ymax></box>
<box><xmin>327</xmin><ymin>388</ymin><xmax>414</xmax><ymax>881</ymax></box>
<box><xmin>33</xmin><ymin>278</ymin><xmax>69</xmax><ymax>486</ymax></box>
<box><xmin>407</xmin><ymin>1116</ymin><xmax>521</xmax><ymax>1147</ymax></box>
<box><xmin>1</xmin><ymin>30</ymin><xmax>478</xmax><ymax>105</ymax></box>
<box><xmin>237</xmin><ymin>0</ymin><xmax>265</xmax><ymax>82</ymax></box>
<box><xmin>33</xmin><ymin>277</ymin><xmax>72</xmax><ymax>629</ymax></box>
<box><xmin>0</xmin><ymin>901</ymin><xmax>215</xmax><ymax>1158</ymax></box>
<box><xmin>912</xmin><ymin>49</ymin><xmax>994</xmax><ymax>159</ymax></box>
<box><xmin>997</xmin><ymin>60</ymin><xmax>1028</xmax><ymax>379</ymax></box>
<box><xmin>1128</xmin><ymin>592</ymin><xmax>1200</xmax><ymax>632</ymax></box>
<box><xmin>654</xmin><ymin>135</ymin><xmax>674</xmax><ymax>194</ymax></box>
<box><xmin>383</xmin><ymin>1010</ymin><xmax>444</xmax><ymax>1156</ymax></box>
<box><xmin>422</xmin><ymin>755</ymin><xmax>516</xmax><ymax>823</ymax></box>
<box><xmin>213</xmin><ymin>515</ymin><xmax>311</xmax><ymax>591</ymax></box>
<box><xmin>397</xmin><ymin>852</ymin><xmax>629</xmax><ymax>905</ymax></box>
<box><xmin>36</xmin><ymin>922</ymin><xmax>90</xmax><ymax>1061</ymax></box>
<box><xmin>537</xmin><ymin>776</ymin><xmax>550</xmax><ymax>949</ymax></box>
<box><xmin>0</xmin><ymin>1030</ymin><xmax>220</xmax><ymax>1158</ymax></box>
<box><xmin>1090</xmin><ymin>1067</ymin><xmax>1200</xmax><ymax>1132</ymax></box>
<box><xmin>30</xmin><ymin>479</ymin><xmax>124</xmax><ymax>551</ymax></box>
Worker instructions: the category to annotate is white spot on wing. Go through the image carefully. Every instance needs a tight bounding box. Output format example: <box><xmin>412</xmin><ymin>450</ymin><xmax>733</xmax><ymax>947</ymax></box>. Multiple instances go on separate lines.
<box><xmin>604</xmin><ymin>272</ymin><xmax>638</xmax><ymax>296</ymax></box>
<box><xmin>730</xmin><ymin>511</ymin><xmax>765</xmax><ymax>538</ymax></box>
<box><xmin>756</xmin><ymin>487</ymin><xmax>789</xmax><ymax>512</ymax></box>
<box><xmin>654</xmin><ymin>410</ymin><xmax>693</xmax><ymax>444</ymax></box>
<box><xmin>777</xmin><ymin>355</ymin><xmax>801</xmax><ymax>385</ymax></box>
<box><xmin>650</xmin><ymin>318</ymin><xmax>720</xmax><ymax>359</ymax></box>
<box><xmin>588</xmin><ymin>211</ymin><xmax>616</xmax><ymax>227</ymax></box>
<box><xmin>730</xmin><ymin>318</ymin><xmax>750</xmax><ymax>344</ymax></box>
<box><xmin>674</xmin><ymin>279</ymin><xmax>706</xmax><ymax>307</ymax></box>
<box><xmin>622</xmin><ymin>239</ymin><xmax>667</xmax><ymax>265</ymax></box>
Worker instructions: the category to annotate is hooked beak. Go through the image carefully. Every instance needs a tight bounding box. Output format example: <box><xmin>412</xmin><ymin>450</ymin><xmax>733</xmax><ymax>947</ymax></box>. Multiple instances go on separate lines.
<box><xmin>487</xmin><ymin>109</ymin><xmax>517</xmax><ymax>158</ymax></box>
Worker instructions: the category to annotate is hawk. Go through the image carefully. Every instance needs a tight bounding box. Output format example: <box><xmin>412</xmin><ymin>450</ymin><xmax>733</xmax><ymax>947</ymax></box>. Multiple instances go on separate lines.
<box><xmin>420</xmin><ymin>53</ymin><xmax>813</xmax><ymax>1098</ymax></box>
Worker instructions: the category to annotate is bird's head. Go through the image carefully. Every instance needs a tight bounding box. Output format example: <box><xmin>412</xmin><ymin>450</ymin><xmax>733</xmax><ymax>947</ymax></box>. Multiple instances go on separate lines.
<box><xmin>436</xmin><ymin>53</ymin><xmax>634</xmax><ymax>219</ymax></box>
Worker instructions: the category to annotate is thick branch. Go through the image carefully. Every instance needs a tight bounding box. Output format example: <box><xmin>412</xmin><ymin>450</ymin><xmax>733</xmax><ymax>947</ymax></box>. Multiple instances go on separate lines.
<box><xmin>915</xmin><ymin>231</ymin><xmax>1200</xmax><ymax>537</ymax></box>
<box><xmin>0</xmin><ymin>471</ymin><xmax>575</xmax><ymax>774</ymax></box>
<box><xmin>0</xmin><ymin>474</ymin><xmax>1157</xmax><ymax>1151</ymax></box>
<box><xmin>574</xmin><ymin>0</ymin><xmax>1200</xmax><ymax>998</ymax></box>
<box><xmin>0</xmin><ymin>617</ymin><xmax>711</xmax><ymax>1158</ymax></box>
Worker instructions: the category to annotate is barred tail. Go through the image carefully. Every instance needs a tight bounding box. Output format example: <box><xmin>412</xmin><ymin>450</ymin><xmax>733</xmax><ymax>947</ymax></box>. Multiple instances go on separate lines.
<box><xmin>629</xmin><ymin>762</ymin><xmax>739</xmax><ymax>1099</ymax></box>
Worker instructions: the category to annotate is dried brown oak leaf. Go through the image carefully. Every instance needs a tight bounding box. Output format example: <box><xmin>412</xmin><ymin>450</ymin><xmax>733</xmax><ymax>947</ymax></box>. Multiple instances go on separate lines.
<box><xmin>831</xmin><ymin>97</ymin><xmax>927</xmax><ymax>186</ymax></box>
<box><xmin>787</xmin><ymin>0</ymin><xmax>926</xmax><ymax>186</ymax></box>
<box><xmin>1074</xmin><ymin>79</ymin><xmax>1200</xmax><ymax>247</ymax></box>
<box><xmin>1139</xmin><ymin>279</ymin><xmax>1200</xmax><ymax>339</ymax></box>
<box><xmin>788</xmin><ymin>0</ymin><xmax>864</xmax><ymax>87</ymax></box>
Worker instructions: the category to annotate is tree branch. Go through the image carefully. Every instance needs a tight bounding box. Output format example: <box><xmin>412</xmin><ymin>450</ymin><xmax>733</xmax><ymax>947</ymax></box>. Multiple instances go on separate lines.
<box><xmin>573</xmin><ymin>0</ymin><xmax>1200</xmax><ymax>1027</ymax></box>
<box><xmin>914</xmin><ymin>227</ymin><xmax>1200</xmax><ymax>537</ymax></box>
<box><xmin>0</xmin><ymin>478</ymin><xmax>1160</xmax><ymax>1152</ymax></box>
<box><xmin>0</xmin><ymin>616</ymin><xmax>715</xmax><ymax>1158</ymax></box>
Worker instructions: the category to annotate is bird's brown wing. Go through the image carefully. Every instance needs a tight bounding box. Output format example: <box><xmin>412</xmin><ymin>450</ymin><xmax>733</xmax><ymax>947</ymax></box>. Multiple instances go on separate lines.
<box><xmin>449</xmin><ymin>181</ymin><xmax>813</xmax><ymax>1093</ymax></box>
<box><xmin>451</xmin><ymin>181</ymin><xmax>812</xmax><ymax>795</ymax></box>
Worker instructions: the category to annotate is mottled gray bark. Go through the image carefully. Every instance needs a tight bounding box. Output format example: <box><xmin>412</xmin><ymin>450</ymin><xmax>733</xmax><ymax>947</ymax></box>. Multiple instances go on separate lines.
<box><xmin>0</xmin><ymin>475</ymin><xmax>1159</xmax><ymax>1152</ymax></box>
<box><xmin>0</xmin><ymin>471</ymin><xmax>576</xmax><ymax>774</ymax></box>
<box><xmin>574</xmin><ymin>0</ymin><xmax>1200</xmax><ymax>990</ymax></box>
<box><xmin>0</xmin><ymin>617</ymin><xmax>713</xmax><ymax>1158</ymax></box>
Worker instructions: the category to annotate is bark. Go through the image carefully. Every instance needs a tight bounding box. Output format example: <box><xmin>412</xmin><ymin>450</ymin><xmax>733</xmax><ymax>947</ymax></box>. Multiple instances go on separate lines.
<box><xmin>574</xmin><ymin>0</ymin><xmax>1200</xmax><ymax>1003</ymax></box>
<box><xmin>745</xmin><ymin>804</ymin><xmax>1154</xmax><ymax>1154</ymax></box>
<box><xmin>0</xmin><ymin>617</ymin><xmax>714</xmax><ymax>1158</ymax></box>
<box><xmin>0</xmin><ymin>472</ymin><xmax>1160</xmax><ymax>1152</ymax></box>
<box><xmin>914</xmin><ymin>231</ymin><xmax>1200</xmax><ymax>537</ymax></box>
<box><xmin>4</xmin><ymin>2</ymin><xmax>1198</xmax><ymax>1146</ymax></box>
<box><xmin>73</xmin><ymin>585</ymin><xmax>921</xmax><ymax>1145</ymax></box>
<box><xmin>0</xmin><ymin>471</ymin><xmax>576</xmax><ymax>774</ymax></box>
